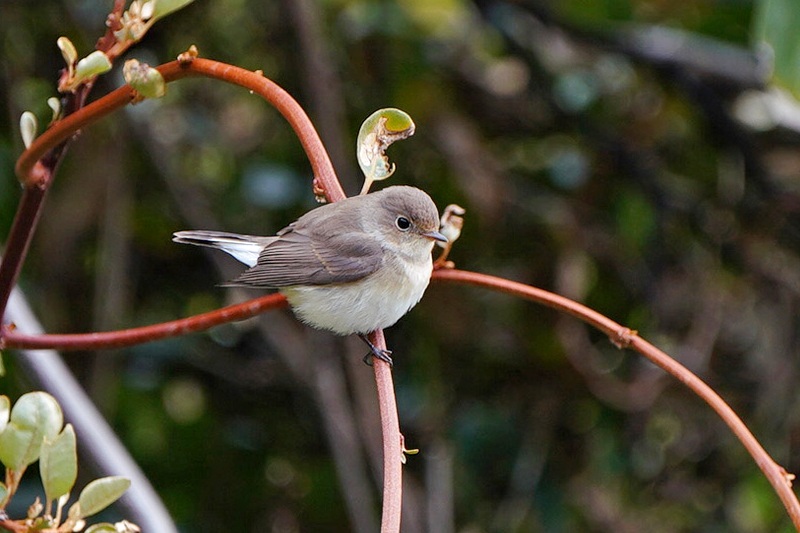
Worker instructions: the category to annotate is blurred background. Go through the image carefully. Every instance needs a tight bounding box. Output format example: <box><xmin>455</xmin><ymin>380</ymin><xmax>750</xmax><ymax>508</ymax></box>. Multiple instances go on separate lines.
<box><xmin>2</xmin><ymin>0</ymin><xmax>800</xmax><ymax>531</ymax></box>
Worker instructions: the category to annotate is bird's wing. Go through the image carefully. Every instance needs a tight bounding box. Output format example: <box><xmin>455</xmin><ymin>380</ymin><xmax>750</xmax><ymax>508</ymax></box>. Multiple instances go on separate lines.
<box><xmin>229</xmin><ymin>224</ymin><xmax>383</xmax><ymax>287</ymax></box>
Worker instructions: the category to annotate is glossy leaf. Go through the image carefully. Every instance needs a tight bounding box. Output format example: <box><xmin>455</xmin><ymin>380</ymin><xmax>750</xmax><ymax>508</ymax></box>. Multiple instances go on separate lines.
<box><xmin>0</xmin><ymin>392</ymin><xmax>63</xmax><ymax>470</ymax></box>
<box><xmin>40</xmin><ymin>424</ymin><xmax>77</xmax><ymax>502</ymax></box>
<box><xmin>78</xmin><ymin>476</ymin><xmax>131</xmax><ymax>518</ymax></box>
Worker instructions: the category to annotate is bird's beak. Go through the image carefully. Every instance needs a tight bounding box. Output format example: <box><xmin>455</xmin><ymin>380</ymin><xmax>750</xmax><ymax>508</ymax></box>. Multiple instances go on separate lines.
<box><xmin>423</xmin><ymin>230</ymin><xmax>448</xmax><ymax>243</ymax></box>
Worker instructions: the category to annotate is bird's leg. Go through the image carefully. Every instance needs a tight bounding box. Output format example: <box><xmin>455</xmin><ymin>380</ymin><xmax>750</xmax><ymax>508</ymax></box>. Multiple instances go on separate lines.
<box><xmin>358</xmin><ymin>334</ymin><xmax>393</xmax><ymax>367</ymax></box>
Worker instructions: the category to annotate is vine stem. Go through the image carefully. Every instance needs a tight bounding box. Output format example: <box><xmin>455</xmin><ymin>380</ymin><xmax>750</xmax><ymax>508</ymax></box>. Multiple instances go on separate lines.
<box><xmin>369</xmin><ymin>330</ymin><xmax>402</xmax><ymax>532</ymax></box>
<box><xmin>431</xmin><ymin>268</ymin><xmax>800</xmax><ymax>528</ymax></box>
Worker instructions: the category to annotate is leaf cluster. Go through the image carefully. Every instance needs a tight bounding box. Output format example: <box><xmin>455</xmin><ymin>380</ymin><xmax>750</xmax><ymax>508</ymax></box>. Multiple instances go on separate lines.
<box><xmin>0</xmin><ymin>393</ymin><xmax>134</xmax><ymax>533</ymax></box>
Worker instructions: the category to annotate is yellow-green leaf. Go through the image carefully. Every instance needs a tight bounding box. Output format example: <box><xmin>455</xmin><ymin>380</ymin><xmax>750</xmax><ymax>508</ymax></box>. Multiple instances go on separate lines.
<box><xmin>85</xmin><ymin>524</ymin><xmax>118</xmax><ymax>533</ymax></box>
<box><xmin>123</xmin><ymin>59</ymin><xmax>166</xmax><ymax>99</ymax></box>
<box><xmin>40</xmin><ymin>424</ymin><xmax>77</xmax><ymax>503</ymax></box>
<box><xmin>151</xmin><ymin>0</ymin><xmax>196</xmax><ymax>21</ymax></box>
<box><xmin>0</xmin><ymin>392</ymin><xmax>63</xmax><ymax>470</ymax></box>
<box><xmin>77</xmin><ymin>476</ymin><xmax>131</xmax><ymax>518</ymax></box>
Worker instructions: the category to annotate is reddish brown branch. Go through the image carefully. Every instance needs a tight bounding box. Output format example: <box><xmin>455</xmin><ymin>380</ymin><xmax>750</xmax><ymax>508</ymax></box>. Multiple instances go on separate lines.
<box><xmin>431</xmin><ymin>268</ymin><xmax>800</xmax><ymax>528</ymax></box>
<box><xmin>369</xmin><ymin>330</ymin><xmax>402</xmax><ymax>532</ymax></box>
<box><xmin>3</xmin><ymin>294</ymin><xmax>287</xmax><ymax>350</ymax></box>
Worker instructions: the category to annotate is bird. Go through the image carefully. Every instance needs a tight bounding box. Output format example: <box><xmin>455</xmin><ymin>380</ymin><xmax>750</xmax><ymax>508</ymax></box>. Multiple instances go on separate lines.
<box><xmin>173</xmin><ymin>185</ymin><xmax>447</xmax><ymax>364</ymax></box>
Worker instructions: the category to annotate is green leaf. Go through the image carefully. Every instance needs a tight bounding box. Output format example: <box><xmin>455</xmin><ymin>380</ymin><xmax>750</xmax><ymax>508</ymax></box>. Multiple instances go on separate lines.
<box><xmin>0</xmin><ymin>396</ymin><xmax>10</xmax><ymax>434</ymax></box>
<box><xmin>40</xmin><ymin>424</ymin><xmax>77</xmax><ymax>503</ymax></box>
<box><xmin>0</xmin><ymin>481</ymin><xmax>8</xmax><ymax>506</ymax></box>
<box><xmin>0</xmin><ymin>392</ymin><xmax>63</xmax><ymax>470</ymax></box>
<box><xmin>356</xmin><ymin>108</ymin><xmax>416</xmax><ymax>194</ymax></box>
<box><xmin>753</xmin><ymin>0</ymin><xmax>800</xmax><ymax>96</ymax></box>
<box><xmin>85</xmin><ymin>524</ymin><xmax>119</xmax><ymax>533</ymax></box>
<box><xmin>151</xmin><ymin>0</ymin><xmax>196</xmax><ymax>21</ymax></box>
<box><xmin>77</xmin><ymin>476</ymin><xmax>131</xmax><ymax>518</ymax></box>
<box><xmin>74</xmin><ymin>51</ymin><xmax>112</xmax><ymax>82</ymax></box>
<box><xmin>123</xmin><ymin>59</ymin><xmax>166</xmax><ymax>99</ymax></box>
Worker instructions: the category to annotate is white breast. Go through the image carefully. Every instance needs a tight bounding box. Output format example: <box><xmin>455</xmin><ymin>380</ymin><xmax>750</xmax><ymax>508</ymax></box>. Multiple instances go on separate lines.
<box><xmin>280</xmin><ymin>252</ymin><xmax>433</xmax><ymax>335</ymax></box>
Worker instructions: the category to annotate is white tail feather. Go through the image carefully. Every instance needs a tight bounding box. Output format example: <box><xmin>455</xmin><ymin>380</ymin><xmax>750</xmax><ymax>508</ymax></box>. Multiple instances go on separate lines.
<box><xmin>173</xmin><ymin>230</ymin><xmax>273</xmax><ymax>267</ymax></box>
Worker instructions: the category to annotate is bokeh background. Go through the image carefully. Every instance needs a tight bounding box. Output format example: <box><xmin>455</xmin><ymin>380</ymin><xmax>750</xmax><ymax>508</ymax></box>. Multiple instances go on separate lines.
<box><xmin>2</xmin><ymin>0</ymin><xmax>800</xmax><ymax>531</ymax></box>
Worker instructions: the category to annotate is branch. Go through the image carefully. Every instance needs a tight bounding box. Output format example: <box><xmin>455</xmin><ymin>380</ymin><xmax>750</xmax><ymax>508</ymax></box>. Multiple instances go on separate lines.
<box><xmin>431</xmin><ymin>268</ymin><xmax>800</xmax><ymax>528</ymax></box>
<box><xmin>369</xmin><ymin>330</ymin><xmax>402</xmax><ymax>532</ymax></box>
<box><xmin>3</xmin><ymin>294</ymin><xmax>287</xmax><ymax>350</ymax></box>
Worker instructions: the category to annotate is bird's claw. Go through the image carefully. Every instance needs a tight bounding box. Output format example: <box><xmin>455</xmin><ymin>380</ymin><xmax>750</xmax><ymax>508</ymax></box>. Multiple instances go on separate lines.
<box><xmin>359</xmin><ymin>334</ymin><xmax>394</xmax><ymax>367</ymax></box>
<box><xmin>362</xmin><ymin>348</ymin><xmax>393</xmax><ymax>367</ymax></box>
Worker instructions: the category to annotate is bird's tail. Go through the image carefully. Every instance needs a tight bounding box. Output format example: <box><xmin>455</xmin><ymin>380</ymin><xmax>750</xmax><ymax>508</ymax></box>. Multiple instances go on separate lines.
<box><xmin>172</xmin><ymin>230</ymin><xmax>275</xmax><ymax>267</ymax></box>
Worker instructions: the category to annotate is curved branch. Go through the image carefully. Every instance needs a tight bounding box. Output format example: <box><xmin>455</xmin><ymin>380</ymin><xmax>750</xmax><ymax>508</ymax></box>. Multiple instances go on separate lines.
<box><xmin>15</xmin><ymin>57</ymin><xmax>346</xmax><ymax>202</ymax></box>
<box><xmin>431</xmin><ymin>268</ymin><xmax>800</xmax><ymax>528</ymax></box>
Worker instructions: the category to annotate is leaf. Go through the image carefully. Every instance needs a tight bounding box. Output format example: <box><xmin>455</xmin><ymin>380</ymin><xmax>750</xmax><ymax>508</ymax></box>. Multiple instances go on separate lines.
<box><xmin>151</xmin><ymin>0</ymin><xmax>196</xmax><ymax>21</ymax></box>
<box><xmin>20</xmin><ymin>111</ymin><xmax>38</xmax><ymax>149</ymax></box>
<box><xmin>77</xmin><ymin>476</ymin><xmax>131</xmax><ymax>518</ymax></box>
<box><xmin>85</xmin><ymin>524</ymin><xmax>119</xmax><ymax>533</ymax></box>
<box><xmin>122</xmin><ymin>59</ymin><xmax>166</xmax><ymax>99</ymax></box>
<box><xmin>40</xmin><ymin>424</ymin><xmax>78</xmax><ymax>502</ymax></box>
<box><xmin>0</xmin><ymin>481</ymin><xmax>8</xmax><ymax>506</ymax></box>
<box><xmin>74</xmin><ymin>51</ymin><xmax>113</xmax><ymax>81</ymax></box>
<box><xmin>753</xmin><ymin>0</ymin><xmax>800</xmax><ymax>96</ymax></box>
<box><xmin>356</xmin><ymin>108</ymin><xmax>416</xmax><ymax>194</ymax></box>
<box><xmin>56</xmin><ymin>36</ymin><xmax>78</xmax><ymax>67</ymax></box>
<box><xmin>0</xmin><ymin>392</ymin><xmax>63</xmax><ymax>470</ymax></box>
<box><xmin>0</xmin><ymin>396</ymin><xmax>9</xmax><ymax>434</ymax></box>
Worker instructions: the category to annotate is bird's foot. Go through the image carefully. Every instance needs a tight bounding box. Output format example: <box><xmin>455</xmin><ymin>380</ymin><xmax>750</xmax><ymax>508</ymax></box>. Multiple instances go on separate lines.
<box><xmin>359</xmin><ymin>334</ymin><xmax>393</xmax><ymax>367</ymax></box>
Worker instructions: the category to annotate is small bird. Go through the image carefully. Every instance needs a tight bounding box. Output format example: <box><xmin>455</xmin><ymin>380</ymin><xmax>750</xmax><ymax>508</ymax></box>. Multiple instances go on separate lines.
<box><xmin>173</xmin><ymin>185</ymin><xmax>447</xmax><ymax>364</ymax></box>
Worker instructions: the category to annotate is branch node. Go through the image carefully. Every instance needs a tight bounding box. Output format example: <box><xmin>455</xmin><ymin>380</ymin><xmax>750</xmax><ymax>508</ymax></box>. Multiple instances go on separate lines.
<box><xmin>29</xmin><ymin>162</ymin><xmax>51</xmax><ymax>189</ymax></box>
<box><xmin>177</xmin><ymin>44</ymin><xmax>198</xmax><ymax>65</ymax></box>
<box><xmin>312</xmin><ymin>177</ymin><xmax>328</xmax><ymax>203</ymax></box>
<box><xmin>610</xmin><ymin>327</ymin><xmax>638</xmax><ymax>349</ymax></box>
<box><xmin>400</xmin><ymin>434</ymin><xmax>419</xmax><ymax>464</ymax></box>
<box><xmin>782</xmin><ymin>467</ymin><xmax>796</xmax><ymax>487</ymax></box>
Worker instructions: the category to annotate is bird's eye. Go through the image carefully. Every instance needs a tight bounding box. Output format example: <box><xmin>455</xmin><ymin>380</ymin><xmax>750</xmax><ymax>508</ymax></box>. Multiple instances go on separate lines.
<box><xmin>395</xmin><ymin>216</ymin><xmax>411</xmax><ymax>231</ymax></box>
